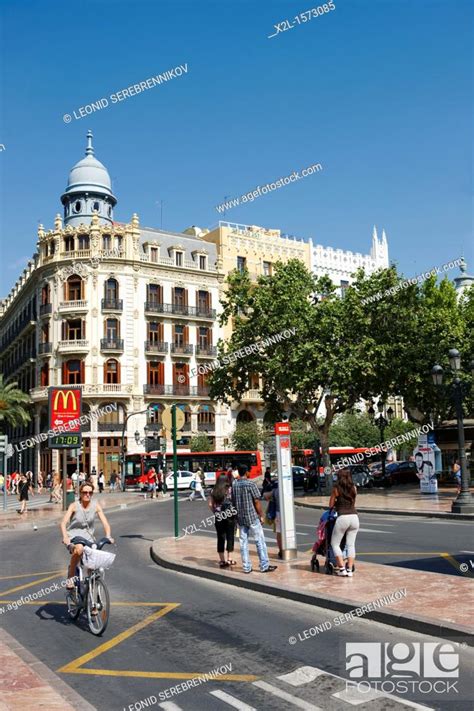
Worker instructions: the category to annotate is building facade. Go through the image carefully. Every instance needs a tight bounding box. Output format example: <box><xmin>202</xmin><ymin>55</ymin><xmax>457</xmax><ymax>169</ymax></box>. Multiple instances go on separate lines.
<box><xmin>0</xmin><ymin>133</ymin><xmax>225</xmax><ymax>479</ymax></box>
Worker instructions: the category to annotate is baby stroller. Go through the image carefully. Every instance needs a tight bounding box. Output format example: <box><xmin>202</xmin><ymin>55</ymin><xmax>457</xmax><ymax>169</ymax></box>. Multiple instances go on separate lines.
<box><xmin>310</xmin><ymin>509</ymin><xmax>354</xmax><ymax>575</ymax></box>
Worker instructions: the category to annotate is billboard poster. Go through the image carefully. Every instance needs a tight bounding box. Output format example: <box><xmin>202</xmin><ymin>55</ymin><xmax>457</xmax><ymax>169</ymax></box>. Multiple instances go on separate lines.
<box><xmin>48</xmin><ymin>387</ymin><xmax>82</xmax><ymax>449</ymax></box>
<box><xmin>413</xmin><ymin>441</ymin><xmax>438</xmax><ymax>494</ymax></box>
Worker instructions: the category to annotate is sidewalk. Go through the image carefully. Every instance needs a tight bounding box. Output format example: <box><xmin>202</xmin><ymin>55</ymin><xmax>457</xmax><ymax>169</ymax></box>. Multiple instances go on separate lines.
<box><xmin>0</xmin><ymin>490</ymin><xmax>159</xmax><ymax>531</ymax></box>
<box><xmin>0</xmin><ymin>627</ymin><xmax>95</xmax><ymax>710</ymax></box>
<box><xmin>151</xmin><ymin>535</ymin><xmax>474</xmax><ymax>646</ymax></box>
<box><xmin>295</xmin><ymin>485</ymin><xmax>474</xmax><ymax>519</ymax></box>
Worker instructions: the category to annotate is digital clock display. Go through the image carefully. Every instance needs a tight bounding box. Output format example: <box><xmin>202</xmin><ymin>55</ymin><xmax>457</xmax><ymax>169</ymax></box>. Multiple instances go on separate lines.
<box><xmin>49</xmin><ymin>434</ymin><xmax>82</xmax><ymax>449</ymax></box>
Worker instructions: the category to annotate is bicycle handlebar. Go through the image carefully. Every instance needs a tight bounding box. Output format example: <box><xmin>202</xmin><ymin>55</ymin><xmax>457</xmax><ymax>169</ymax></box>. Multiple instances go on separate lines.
<box><xmin>68</xmin><ymin>536</ymin><xmax>113</xmax><ymax>549</ymax></box>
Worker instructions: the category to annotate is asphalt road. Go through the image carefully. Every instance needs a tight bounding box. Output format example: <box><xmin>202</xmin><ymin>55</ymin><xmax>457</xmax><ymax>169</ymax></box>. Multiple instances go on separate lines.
<box><xmin>1</xmin><ymin>498</ymin><xmax>473</xmax><ymax>711</ymax></box>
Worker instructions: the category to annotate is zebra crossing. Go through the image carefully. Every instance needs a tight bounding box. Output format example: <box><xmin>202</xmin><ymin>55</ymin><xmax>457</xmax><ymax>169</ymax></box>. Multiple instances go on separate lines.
<box><xmin>0</xmin><ymin>493</ymin><xmax>56</xmax><ymax>512</ymax></box>
<box><xmin>157</xmin><ymin>665</ymin><xmax>433</xmax><ymax>711</ymax></box>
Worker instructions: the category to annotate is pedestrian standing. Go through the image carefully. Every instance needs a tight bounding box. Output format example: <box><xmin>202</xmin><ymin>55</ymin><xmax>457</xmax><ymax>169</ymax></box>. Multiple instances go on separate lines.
<box><xmin>188</xmin><ymin>469</ymin><xmax>206</xmax><ymax>501</ymax></box>
<box><xmin>147</xmin><ymin>467</ymin><xmax>157</xmax><ymax>499</ymax></box>
<box><xmin>329</xmin><ymin>468</ymin><xmax>360</xmax><ymax>577</ymax></box>
<box><xmin>17</xmin><ymin>473</ymin><xmax>33</xmax><ymax>514</ymax></box>
<box><xmin>51</xmin><ymin>471</ymin><xmax>61</xmax><ymax>504</ymax></box>
<box><xmin>98</xmin><ymin>470</ymin><xmax>105</xmax><ymax>494</ymax></box>
<box><xmin>264</xmin><ymin>479</ymin><xmax>282</xmax><ymax>559</ymax></box>
<box><xmin>109</xmin><ymin>470</ymin><xmax>117</xmax><ymax>492</ymax></box>
<box><xmin>37</xmin><ymin>470</ymin><xmax>44</xmax><ymax>494</ymax></box>
<box><xmin>209</xmin><ymin>474</ymin><xmax>237</xmax><ymax>568</ymax></box>
<box><xmin>261</xmin><ymin>467</ymin><xmax>273</xmax><ymax>495</ymax></box>
<box><xmin>452</xmin><ymin>459</ymin><xmax>461</xmax><ymax>494</ymax></box>
<box><xmin>90</xmin><ymin>466</ymin><xmax>98</xmax><ymax>493</ymax></box>
<box><xmin>232</xmin><ymin>465</ymin><xmax>277</xmax><ymax>574</ymax></box>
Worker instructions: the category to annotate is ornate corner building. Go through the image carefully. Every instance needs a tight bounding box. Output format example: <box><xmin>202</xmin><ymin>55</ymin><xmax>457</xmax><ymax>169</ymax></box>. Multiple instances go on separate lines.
<box><xmin>0</xmin><ymin>132</ymin><xmax>226</xmax><ymax>477</ymax></box>
<box><xmin>0</xmin><ymin>132</ymin><xmax>393</xmax><ymax>477</ymax></box>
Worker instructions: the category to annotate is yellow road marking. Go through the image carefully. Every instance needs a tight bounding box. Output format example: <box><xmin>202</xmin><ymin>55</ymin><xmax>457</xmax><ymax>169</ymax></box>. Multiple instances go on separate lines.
<box><xmin>0</xmin><ymin>600</ymin><xmax>184</xmax><ymax>607</ymax></box>
<box><xmin>306</xmin><ymin>550</ymin><xmax>446</xmax><ymax>556</ymax></box>
<box><xmin>58</xmin><ymin>604</ymin><xmax>180</xmax><ymax>674</ymax></box>
<box><xmin>61</xmin><ymin>669</ymin><xmax>258</xmax><ymax>681</ymax></box>
<box><xmin>0</xmin><ymin>574</ymin><xmax>63</xmax><ymax>597</ymax></box>
<box><xmin>440</xmin><ymin>552</ymin><xmax>471</xmax><ymax>574</ymax></box>
<box><xmin>0</xmin><ymin>570</ymin><xmax>62</xmax><ymax>580</ymax></box>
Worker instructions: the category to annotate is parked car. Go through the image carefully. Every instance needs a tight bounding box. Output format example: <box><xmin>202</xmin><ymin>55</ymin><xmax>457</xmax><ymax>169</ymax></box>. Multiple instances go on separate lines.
<box><xmin>332</xmin><ymin>464</ymin><xmax>374</xmax><ymax>489</ymax></box>
<box><xmin>372</xmin><ymin>461</ymin><xmax>418</xmax><ymax>487</ymax></box>
<box><xmin>165</xmin><ymin>470</ymin><xmax>195</xmax><ymax>490</ymax></box>
<box><xmin>271</xmin><ymin>466</ymin><xmax>307</xmax><ymax>489</ymax></box>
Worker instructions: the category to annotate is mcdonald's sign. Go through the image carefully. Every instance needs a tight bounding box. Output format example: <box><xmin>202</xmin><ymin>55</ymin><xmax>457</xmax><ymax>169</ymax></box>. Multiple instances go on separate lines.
<box><xmin>48</xmin><ymin>387</ymin><xmax>82</xmax><ymax>449</ymax></box>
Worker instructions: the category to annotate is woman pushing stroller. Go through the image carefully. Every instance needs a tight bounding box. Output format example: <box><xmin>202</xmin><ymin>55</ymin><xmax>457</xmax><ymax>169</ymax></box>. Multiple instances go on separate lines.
<box><xmin>328</xmin><ymin>469</ymin><xmax>360</xmax><ymax>577</ymax></box>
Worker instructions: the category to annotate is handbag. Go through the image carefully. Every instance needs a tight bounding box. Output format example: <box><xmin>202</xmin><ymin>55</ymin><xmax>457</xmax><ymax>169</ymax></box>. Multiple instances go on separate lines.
<box><xmin>190</xmin><ymin>480</ymin><xmax>196</xmax><ymax>490</ymax></box>
<box><xmin>266</xmin><ymin>495</ymin><xmax>277</xmax><ymax>522</ymax></box>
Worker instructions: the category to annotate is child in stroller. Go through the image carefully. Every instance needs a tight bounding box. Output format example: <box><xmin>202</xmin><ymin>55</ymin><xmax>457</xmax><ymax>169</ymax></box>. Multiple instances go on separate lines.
<box><xmin>310</xmin><ymin>509</ymin><xmax>354</xmax><ymax>574</ymax></box>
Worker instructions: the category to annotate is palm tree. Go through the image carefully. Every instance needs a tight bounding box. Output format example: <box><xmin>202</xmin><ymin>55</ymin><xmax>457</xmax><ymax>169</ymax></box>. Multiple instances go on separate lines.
<box><xmin>0</xmin><ymin>375</ymin><xmax>31</xmax><ymax>431</ymax></box>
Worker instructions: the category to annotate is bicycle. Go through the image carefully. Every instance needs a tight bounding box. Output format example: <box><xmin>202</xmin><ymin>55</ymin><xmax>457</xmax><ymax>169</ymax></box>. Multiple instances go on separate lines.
<box><xmin>65</xmin><ymin>536</ymin><xmax>114</xmax><ymax>635</ymax></box>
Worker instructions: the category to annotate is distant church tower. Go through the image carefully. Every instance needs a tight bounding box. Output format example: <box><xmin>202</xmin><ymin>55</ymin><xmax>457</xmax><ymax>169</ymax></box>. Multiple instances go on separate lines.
<box><xmin>370</xmin><ymin>226</ymin><xmax>389</xmax><ymax>269</ymax></box>
<box><xmin>61</xmin><ymin>130</ymin><xmax>117</xmax><ymax>227</ymax></box>
<box><xmin>454</xmin><ymin>258</ymin><xmax>474</xmax><ymax>298</ymax></box>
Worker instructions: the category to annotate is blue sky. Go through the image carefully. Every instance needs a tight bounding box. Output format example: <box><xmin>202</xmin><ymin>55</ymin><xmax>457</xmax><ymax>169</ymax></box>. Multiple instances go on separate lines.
<box><xmin>0</xmin><ymin>0</ymin><xmax>472</xmax><ymax>295</ymax></box>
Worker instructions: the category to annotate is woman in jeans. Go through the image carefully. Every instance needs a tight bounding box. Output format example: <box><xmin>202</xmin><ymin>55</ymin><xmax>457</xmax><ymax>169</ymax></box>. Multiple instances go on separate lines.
<box><xmin>208</xmin><ymin>474</ymin><xmax>237</xmax><ymax>568</ymax></box>
<box><xmin>329</xmin><ymin>469</ymin><xmax>359</xmax><ymax>577</ymax></box>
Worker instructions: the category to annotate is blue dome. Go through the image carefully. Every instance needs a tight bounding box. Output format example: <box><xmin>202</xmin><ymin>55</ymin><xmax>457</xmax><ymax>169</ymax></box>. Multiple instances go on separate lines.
<box><xmin>62</xmin><ymin>130</ymin><xmax>114</xmax><ymax>198</ymax></box>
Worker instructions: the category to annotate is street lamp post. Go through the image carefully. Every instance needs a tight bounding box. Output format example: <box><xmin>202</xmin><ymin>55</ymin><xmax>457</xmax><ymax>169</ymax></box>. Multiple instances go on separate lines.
<box><xmin>432</xmin><ymin>350</ymin><xmax>474</xmax><ymax>514</ymax></box>
<box><xmin>368</xmin><ymin>401</ymin><xmax>394</xmax><ymax>480</ymax></box>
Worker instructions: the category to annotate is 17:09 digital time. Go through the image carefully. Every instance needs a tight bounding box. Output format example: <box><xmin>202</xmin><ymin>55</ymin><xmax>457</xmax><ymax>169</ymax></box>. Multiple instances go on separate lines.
<box><xmin>268</xmin><ymin>2</ymin><xmax>335</xmax><ymax>38</ymax></box>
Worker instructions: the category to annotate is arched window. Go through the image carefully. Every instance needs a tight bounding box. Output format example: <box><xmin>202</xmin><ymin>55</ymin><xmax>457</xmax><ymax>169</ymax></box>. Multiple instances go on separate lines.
<box><xmin>198</xmin><ymin>406</ymin><xmax>215</xmax><ymax>431</ymax></box>
<box><xmin>104</xmin><ymin>359</ymin><xmax>120</xmax><ymax>384</ymax></box>
<box><xmin>237</xmin><ymin>410</ymin><xmax>254</xmax><ymax>424</ymax></box>
<box><xmin>41</xmin><ymin>284</ymin><xmax>50</xmax><ymax>305</ymax></box>
<box><xmin>105</xmin><ymin>278</ymin><xmax>118</xmax><ymax>301</ymax></box>
<box><xmin>62</xmin><ymin>359</ymin><xmax>84</xmax><ymax>384</ymax></box>
<box><xmin>65</xmin><ymin>276</ymin><xmax>83</xmax><ymax>301</ymax></box>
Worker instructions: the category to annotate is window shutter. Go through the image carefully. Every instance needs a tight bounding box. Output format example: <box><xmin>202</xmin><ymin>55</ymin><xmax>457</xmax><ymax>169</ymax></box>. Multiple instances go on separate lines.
<box><xmin>183</xmin><ymin>326</ymin><xmax>189</xmax><ymax>344</ymax></box>
<box><xmin>147</xmin><ymin>362</ymin><xmax>150</xmax><ymax>383</ymax></box>
<box><xmin>208</xmin><ymin>328</ymin><xmax>212</xmax><ymax>346</ymax></box>
<box><xmin>159</xmin><ymin>361</ymin><xmax>164</xmax><ymax>384</ymax></box>
<box><xmin>82</xmin><ymin>320</ymin><xmax>86</xmax><ymax>338</ymax></box>
<box><xmin>184</xmin><ymin>363</ymin><xmax>189</xmax><ymax>383</ymax></box>
<box><xmin>62</xmin><ymin>361</ymin><xmax>67</xmax><ymax>384</ymax></box>
<box><xmin>64</xmin><ymin>281</ymin><xmax>68</xmax><ymax>301</ymax></box>
<box><xmin>80</xmin><ymin>360</ymin><xmax>85</xmax><ymax>383</ymax></box>
<box><xmin>184</xmin><ymin>289</ymin><xmax>188</xmax><ymax>306</ymax></box>
<box><xmin>103</xmin><ymin>362</ymin><xmax>107</xmax><ymax>383</ymax></box>
<box><xmin>117</xmin><ymin>360</ymin><xmax>121</xmax><ymax>384</ymax></box>
<box><xmin>61</xmin><ymin>322</ymin><xmax>66</xmax><ymax>340</ymax></box>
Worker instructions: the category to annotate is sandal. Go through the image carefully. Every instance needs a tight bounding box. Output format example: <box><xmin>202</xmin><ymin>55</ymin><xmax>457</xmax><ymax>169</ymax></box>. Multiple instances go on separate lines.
<box><xmin>228</xmin><ymin>560</ymin><xmax>237</xmax><ymax>566</ymax></box>
<box><xmin>219</xmin><ymin>561</ymin><xmax>230</xmax><ymax>568</ymax></box>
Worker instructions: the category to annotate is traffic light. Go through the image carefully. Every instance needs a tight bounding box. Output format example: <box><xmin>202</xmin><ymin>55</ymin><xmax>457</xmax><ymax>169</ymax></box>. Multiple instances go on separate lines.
<box><xmin>0</xmin><ymin>435</ymin><xmax>8</xmax><ymax>454</ymax></box>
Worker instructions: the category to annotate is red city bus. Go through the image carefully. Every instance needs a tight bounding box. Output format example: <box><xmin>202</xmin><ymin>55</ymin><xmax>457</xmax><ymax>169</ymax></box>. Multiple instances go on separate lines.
<box><xmin>124</xmin><ymin>450</ymin><xmax>262</xmax><ymax>488</ymax></box>
<box><xmin>293</xmin><ymin>447</ymin><xmax>372</xmax><ymax>472</ymax></box>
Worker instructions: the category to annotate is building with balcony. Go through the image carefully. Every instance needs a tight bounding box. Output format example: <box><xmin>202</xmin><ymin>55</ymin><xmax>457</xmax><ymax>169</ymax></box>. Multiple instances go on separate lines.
<box><xmin>0</xmin><ymin>132</ymin><xmax>227</xmax><ymax>478</ymax></box>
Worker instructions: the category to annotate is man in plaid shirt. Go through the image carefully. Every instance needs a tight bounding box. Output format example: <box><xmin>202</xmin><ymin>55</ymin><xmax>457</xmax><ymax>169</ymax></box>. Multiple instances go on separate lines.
<box><xmin>232</xmin><ymin>466</ymin><xmax>277</xmax><ymax>574</ymax></box>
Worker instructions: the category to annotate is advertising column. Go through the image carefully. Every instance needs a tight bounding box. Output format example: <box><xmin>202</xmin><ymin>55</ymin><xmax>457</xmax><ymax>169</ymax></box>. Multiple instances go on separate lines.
<box><xmin>275</xmin><ymin>421</ymin><xmax>297</xmax><ymax>560</ymax></box>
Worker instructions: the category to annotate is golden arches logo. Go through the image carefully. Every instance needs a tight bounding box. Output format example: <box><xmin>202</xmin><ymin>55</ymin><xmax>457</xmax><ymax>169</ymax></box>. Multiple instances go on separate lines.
<box><xmin>53</xmin><ymin>390</ymin><xmax>78</xmax><ymax>411</ymax></box>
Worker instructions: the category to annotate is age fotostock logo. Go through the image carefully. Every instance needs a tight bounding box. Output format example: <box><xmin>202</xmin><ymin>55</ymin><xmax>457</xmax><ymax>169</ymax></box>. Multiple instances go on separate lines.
<box><xmin>345</xmin><ymin>642</ymin><xmax>459</xmax><ymax>697</ymax></box>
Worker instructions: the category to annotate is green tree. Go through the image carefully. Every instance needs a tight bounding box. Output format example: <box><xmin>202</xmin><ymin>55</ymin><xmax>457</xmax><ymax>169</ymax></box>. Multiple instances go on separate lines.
<box><xmin>328</xmin><ymin>412</ymin><xmax>379</xmax><ymax>447</ymax></box>
<box><xmin>385</xmin><ymin>417</ymin><xmax>420</xmax><ymax>458</ymax></box>
<box><xmin>0</xmin><ymin>375</ymin><xmax>31</xmax><ymax>431</ymax></box>
<box><xmin>189</xmin><ymin>434</ymin><xmax>213</xmax><ymax>452</ymax></box>
<box><xmin>209</xmin><ymin>260</ymin><xmax>416</xmax><ymax>470</ymax></box>
<box><xmin>231</xmin><ymin>421</ymin><xmax>269</xmax><ymax>451</ymax></box>
<box><xmin>289</xmin><ymin>419</ymin><xmax>317</xmax><ymax>450</ymax></box>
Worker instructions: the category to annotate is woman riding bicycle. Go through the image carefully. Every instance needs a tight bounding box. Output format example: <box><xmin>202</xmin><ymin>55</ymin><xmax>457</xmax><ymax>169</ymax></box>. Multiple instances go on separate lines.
<box><xmin>60</xmin><ymin>482</ymin><xmax>114</xmax><ymax>589</ymax></box>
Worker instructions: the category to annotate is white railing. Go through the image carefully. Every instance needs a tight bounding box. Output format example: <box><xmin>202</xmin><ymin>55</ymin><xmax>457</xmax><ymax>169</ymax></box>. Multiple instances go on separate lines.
<box><xmin>59</xmin><ymin>300</ymin><xmax>88</xmax><ymax>309</ymax></box>
<box><xmin>57</xmin><ymin>339</ymin><xmax>89</xmax><ymax>350</ymax></box>
<box><xmin>59</xmin><ymin>250</ymin><xmax>91</xmax><ymax>259</ymax></box>
<box><xmin>242</xmin><ymin>389</ymin><xmax>262</xmax><ymax>400</ymax></box>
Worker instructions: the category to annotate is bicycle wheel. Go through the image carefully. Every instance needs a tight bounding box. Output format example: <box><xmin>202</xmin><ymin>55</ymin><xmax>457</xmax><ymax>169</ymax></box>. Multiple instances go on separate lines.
<box><xmin>66</xmin><ymin>588</ymin><xmax>82</xmax><ymax>620</ymax></box>
<box><xmin>87</xmin><ymin>576</ymin><xmax>110</xmax><ymax>635</ymax></box>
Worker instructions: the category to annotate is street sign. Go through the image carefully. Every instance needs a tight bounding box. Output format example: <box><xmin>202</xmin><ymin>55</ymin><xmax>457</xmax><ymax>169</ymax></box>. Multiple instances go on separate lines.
<box><xmin>274</xmin><ymin>421</ymin><xmax>297</xmax><ymax>560</ymax></box>
<box><xmin>48</xmin><ymin>387</ymin><xmax>82</xmax><ymax>448</ymax></box>
<box><xmin>162</xmin><ymin>406</ymin><xmax>185</xmax><ymax>433</ymax></box>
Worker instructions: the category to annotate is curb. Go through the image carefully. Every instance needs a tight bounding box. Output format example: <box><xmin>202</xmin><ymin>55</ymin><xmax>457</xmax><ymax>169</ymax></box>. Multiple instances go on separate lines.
<box><xmin>294</xmin><ymin>500</ymin><xmax>474</xmax><ymax>520</ymax></box>
<box><xmin>150</xmin><ymin>541</ymin><xmax>473</xmax><ymax>647</ymax></box>
<box><xmin>0</xmin><ymin>627</ymin><xmax>96</xmax><ymax>711</ymax></box>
